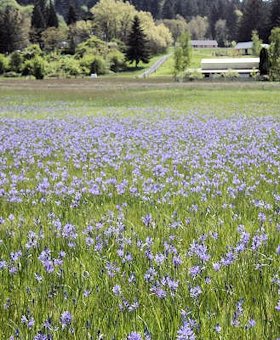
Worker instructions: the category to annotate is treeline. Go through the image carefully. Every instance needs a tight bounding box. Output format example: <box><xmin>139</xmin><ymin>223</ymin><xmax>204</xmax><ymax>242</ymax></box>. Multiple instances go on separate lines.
<box><xmin>14</xmin><ymin>0</ymin><xmax>280</xmax><ymax>43</ymax></box>
<box><xmin>128</xmin><ymin>0</ymin><xmax>279</xmax><ymax>43</ymax></box>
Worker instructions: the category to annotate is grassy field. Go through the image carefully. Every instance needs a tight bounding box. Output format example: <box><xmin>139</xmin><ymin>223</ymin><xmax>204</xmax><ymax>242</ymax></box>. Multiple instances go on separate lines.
<box><xmin>0</xmin><ymin>80</ymin><xmax>279</xmax><ymax>339</ymax></box>
<box><xmin>0</xmin><ymin>79</ymin><xmax>280</xmax><ymax>118</ymax></box>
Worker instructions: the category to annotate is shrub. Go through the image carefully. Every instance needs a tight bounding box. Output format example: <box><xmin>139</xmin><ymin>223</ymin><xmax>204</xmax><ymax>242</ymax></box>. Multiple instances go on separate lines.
<box><xmin>21</xmin><ymin>60</ymin><xmax>33</xmax><ymax>76</ymax></box>
<box><xmin>183</xmin><ymin>69</ymin><xmax>204</xmax><ymax>81</ymax></box>
<box><xmin>250</xmin><ymin>68</ymin><xmax>259</xmax><ymax>79</ymax></box>
<box><xmin>108</xmin><ymin>50</ymin><xmax>126</xmax><ymax>72</ymax></box>
<box><xmin>21</xmin><ymin>44</ymin><xmax>42</xmax><ymax>61</ymax></box>
<box><xmin>0</xmin><ymin>54</ymin><xmax>8</xmax><ymax>74</ymax></box>
<box><xmin>80</xmin><ymin>55</ymin><xmax>107</xmax><ymax>75</ymax></box>
<box><xmin>90</xmin><ymin>56</ymin><xmax>107</xmax><ymax>75</ymax></box>
<box><xmin>75</xmin><ymin>36</ymin><xmax>108</xmax><ymax>59</ymax></box>
<box><xmin>32</xmin><ymin>56</ymin><xmax>45</xmax><ymax>79</ymax></box>
<box><xmin>222</xmin><ymin>69</ymin><xmax>240</xmax><ymax>80</ymax></box>
<box><xmin>9</xmin><ymin>51</ymin><xmax>23</xmax><ymax>73</ymax></box>
<box><xmin>60</xmin><ymin>58</ymin><xmax>82</xmax><ymax>77</ymax></box>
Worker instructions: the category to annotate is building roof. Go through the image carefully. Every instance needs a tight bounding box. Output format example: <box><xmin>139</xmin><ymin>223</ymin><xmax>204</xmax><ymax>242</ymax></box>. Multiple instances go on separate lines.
<box><xmin>191</xmin><ymin>40</ymin><xmax>218</xmax><ymax>46</ymax></box>
<box><xmin>201</xmin><ymin>58</ymin><xmax>259</xmax><ymax>64</ymax></box>
<box><xmin>235</xmin><ymin>41</ymin><xmax>253</xmax><ymax>49</ymax></box>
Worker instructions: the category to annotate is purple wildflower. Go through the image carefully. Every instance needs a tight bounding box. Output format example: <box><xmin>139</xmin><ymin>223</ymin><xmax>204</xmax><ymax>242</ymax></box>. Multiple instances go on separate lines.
<box><xmin>60</xmin><ymin>311</ymin><xmax>72</xmax><ymax>328</ymax></box>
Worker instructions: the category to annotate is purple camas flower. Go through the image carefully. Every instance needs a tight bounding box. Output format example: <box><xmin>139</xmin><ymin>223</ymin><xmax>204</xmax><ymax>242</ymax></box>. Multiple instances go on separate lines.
<box><xmin>189</xmin><ymin>265</ymin><xmax>202</xmax><ymax>279</ymax></box>
<box><xmin>127</xmin><ymin>332</ymin><xmax>142</xmax><ymax>340</ymax></box>
<box><xmin>60</xmin><ymin>311</ymin><xmax>72</xmax><ymax>328</ymax></box>
<box><xmin>177</xmin><ymin>320</ymin><xmax>196</xmax><ymax>340</ymax></box>
<box><xmin>112</xmin><ymin>285</ymin><xmax>121</xmax><ymax>296</ymax></box>
<box><xmin>214</xmin><ymin>324</ymin><xmax>221</xmax><ymax>333</ymax></box>
<box><xmin>190</xmin><ymin>286</ymin><xmax>202</xmax><ymax>299</ymax></box>
<box><xmin>245</xmin><ymin>319</ymin><xmax>256</xmax><ymax>329</ymax></box>
<box><xmin>142</xmin><ymin>214</ymin><xmax>153</xmax><ymax>228</ymax></box>
<box><xmin>0</xmin><ymin>260</ymin><xmax>7</xmax><ymax>269</ymax></box>
<box><xmin>151</xmin><ymin>286</ymin><xmax>167</xmax><ymax>299</ymax></box>
<box><xmin>34</xmin><ymin>333</ymin><xmax>48</xmax><ymax>340</ymax></box>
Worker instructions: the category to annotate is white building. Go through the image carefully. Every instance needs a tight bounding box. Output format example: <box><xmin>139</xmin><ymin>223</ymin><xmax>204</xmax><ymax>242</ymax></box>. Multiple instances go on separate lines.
<box><xmin>201</xmin><ymin>58</ymin><xmax>260</xmax><ymax>77</ymax></box>
<box><xmin>191</xmin><ymin>40</ymin><xmax>218</xmax><ymax>48</ymax></box>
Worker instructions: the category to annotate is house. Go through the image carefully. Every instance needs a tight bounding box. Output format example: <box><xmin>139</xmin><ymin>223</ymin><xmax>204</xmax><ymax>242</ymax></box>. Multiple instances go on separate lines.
<box><xmin>201</xmin><ymin>58</ymin><xmax>260</xmax><ymax>77</ymax></box>
<box><xmin>235</xmin><ymin>42</ymin><xmax>270</xmax><ymax>55</ymax></box>
<box><xmin>191</xmin><ymin>40</ymin><xmax>218</xmax><ymax>48</ymax></box>
<box><xmin>235</xmin><ymin>42</ymin><xmax>253</xmax><ymax>55</ymax></box>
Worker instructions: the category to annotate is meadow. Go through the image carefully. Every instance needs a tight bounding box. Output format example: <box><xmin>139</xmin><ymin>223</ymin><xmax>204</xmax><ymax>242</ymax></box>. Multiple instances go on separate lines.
<box><xmin>0</xmin><ymin>80</ymin><xmax>280</xmax><ymax>339</ymax></box>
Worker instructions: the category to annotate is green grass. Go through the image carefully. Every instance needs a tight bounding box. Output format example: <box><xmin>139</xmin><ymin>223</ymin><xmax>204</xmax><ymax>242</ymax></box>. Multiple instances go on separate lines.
<box><xmin>0</xmin><ymin>79</ymin><xmax>279</xmax><ymax>119</ymax></box>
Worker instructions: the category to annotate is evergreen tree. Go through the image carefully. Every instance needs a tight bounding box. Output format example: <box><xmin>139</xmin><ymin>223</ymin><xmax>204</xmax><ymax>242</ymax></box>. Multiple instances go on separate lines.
<box><xmin>0</xmin><ymin>7</ymin><xmax>27</xmax><ymax>53</ymax></box>
<box><xmin>162</xmin><ymin>0</ymin><xmax>176</xmax><ymax>19</ymax></box>
<box><xmin>149</xmin><ymin>0</ymin><xmax>161</xmax><ymax>19</ymax></box>
<box><xmin>239</xmin><ymin>0</ymin><xmax>269</xmax><ymax>42</ymax></box>
<box><xmin>225</xmin><ymin>1</ymin><xmax>239</xmax><ymax>41</ymax></box>
<box><xmin>126</xmin><ymin>15</ymin><xmax>149</xmax><ymax>67</ymax></box>
<box><xmin>259</xmin><ymin>47</ymin><xmax>269</xmax><ymax>75</ymax></box>
<box><xmin>47</xmin><ymin>0</ymin><xmax>59</xmax><ymax>28</ymax></box>
<box><xmin>30</xmin><ymin>0</ymin><xmax>46</xmax><ymax>45</ymax></box>
<box><xmin>31</xmin><ymin>0</ymin><xmax>46</xmax><ymax>30</ymax></box>
<box><xmin>67</xmin><ymin>4</ymin><xmax>78</xmax><ymax>25</ymax></box>
<box><xmin>270</xmin><ymin>0</ymin><xmax>280</xmax><ymax>28</ymax></box>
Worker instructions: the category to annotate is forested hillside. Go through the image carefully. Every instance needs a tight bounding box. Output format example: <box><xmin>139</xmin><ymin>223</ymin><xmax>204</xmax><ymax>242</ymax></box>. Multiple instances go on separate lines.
<box><xmin>13</xmin><ymin>0</ymin><xmax>280</xmax><ymax>42</ymax></box>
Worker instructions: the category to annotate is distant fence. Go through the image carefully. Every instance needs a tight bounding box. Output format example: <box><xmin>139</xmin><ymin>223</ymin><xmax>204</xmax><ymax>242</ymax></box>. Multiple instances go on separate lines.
<box><xmin>140</xmin><ymin>54</ymin><xmax>172</xmax><ymax>78</ymax></box>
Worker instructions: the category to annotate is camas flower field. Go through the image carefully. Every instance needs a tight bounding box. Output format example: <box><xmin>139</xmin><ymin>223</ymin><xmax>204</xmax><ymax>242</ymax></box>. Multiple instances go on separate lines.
<box><xmin>0</xmin><ymin>82</ymin><xmax>279</xmax><ymax>339</ymax></box>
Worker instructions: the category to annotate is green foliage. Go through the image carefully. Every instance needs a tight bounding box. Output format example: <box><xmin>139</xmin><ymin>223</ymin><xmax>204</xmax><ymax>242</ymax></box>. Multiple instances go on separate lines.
<box><xmin>91</xmin><ymin>0</ymin><xmax>136</xmax><ymax>42</ymax></box>
<box><xmin>0</xmin><ymin>0</ymin><xmax>21</xmax><ymax>10</ymax></box>
<box><xmin>173</xmin><ymin>46</ymin><xmax>183</xmax><ymax>78</ymax></box>
<box><xmin>9</xmin><ymin>51</ymin><xmax>23</xmax><ymax>73</ymax></box>
<box><xmin>222</xmin><ymin>69</ymin><xmax>240</xmax><ymax>79</ymax></box>
<box><xmin>269</xmin><ymin>27</ymin><xmax>280</xmax><ymax>81</ymax></box>
<box><xmin>183</xmin><ymin>69</ymin><xmax>204</xmax><ymax>81</ymax></box>
<box><xmin>21</xmin><ymin>59</ymin><xmax>33</xmax><ymax>76</ymax></box>
<box><xmin>60</xmin><ymin>57</ymin><xmax>81</xmax><ymax>77</ymax></box>
<box><xmin>0</xmin><ymin>54</ymin><xmax>8</xmax><ymax>74</ymax></box>
<box><xmin>32</xmin><ymin>56</ymin><xmax>45</xmax><ymax>79</ymax></box>
<box><xmin>21</xmin><ymin>44</ymin><xmax>43</xmax><ymax>61</ymax></box>
<box><xmin>161</xmin><ymin>18</ymin><xmax>188</xmax><ymax>42</ymax></box>
<box><xmin>107</xmin><ymin>50</ymin><xmax>126</xmax><ymax>72</ymax></box>
<box><xmin>42</xmin><ymin>27</ymin><xmax>67</xmax><ymax>52</ymax></box>
<box><xmin>89</xmin><ymin>56</ymin><xmax>107</xmax><ymax>75</ymax></box>
<box><xmin>80</xmin><ymin>55</ymin><xmax>107</xmax><ymax>75</ymax></box>
<box><xmin>75</xmin><ymin>36</ymin><xmax>108</xmax><ymax>59</ymax></box>
<box><xmin>173</xmin><ymin>32</ymin><xmax>191</xmax><ymax>78</ymax></box>
<box><xmin>252</xmin><ymin>30</ymin><xmax>262</xmax><ymax>56</ymax></box>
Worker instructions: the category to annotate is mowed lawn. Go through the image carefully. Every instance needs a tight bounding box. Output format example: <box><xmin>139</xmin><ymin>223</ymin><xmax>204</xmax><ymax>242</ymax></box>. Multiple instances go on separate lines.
<box><xmin>0</xmin><ymin>79</ymin><xmax>279</xmax><ymax>339</ymax></box>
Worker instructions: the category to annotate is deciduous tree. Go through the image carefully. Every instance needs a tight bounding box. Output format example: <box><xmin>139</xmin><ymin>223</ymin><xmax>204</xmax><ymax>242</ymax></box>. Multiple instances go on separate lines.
<box><xmin>269</xmin><ymin>27</ymin><xmax>280</xmax><ymax>80</ymax></box>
